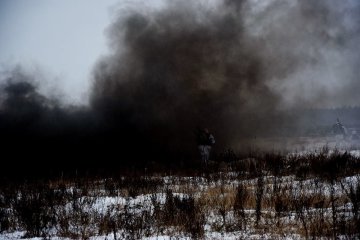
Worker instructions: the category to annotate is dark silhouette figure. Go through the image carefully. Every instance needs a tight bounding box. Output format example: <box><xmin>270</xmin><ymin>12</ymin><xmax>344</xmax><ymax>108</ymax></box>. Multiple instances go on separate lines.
<box><xmin>332</xmin><ymin>118</ymin><xmax>347</xmax><ymax>138</ymax></box>
<box><xmin>196</xmin><ymin>127</ymin><xmax>215</xmax><ymax>166</ymax></box>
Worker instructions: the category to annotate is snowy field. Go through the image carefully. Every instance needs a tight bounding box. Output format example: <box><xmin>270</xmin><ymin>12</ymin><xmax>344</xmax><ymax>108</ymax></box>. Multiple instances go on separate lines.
<box><xmin>1</xmin><ymin>144</ymin><xmax>360</xmax><ymax>239</ymax></box>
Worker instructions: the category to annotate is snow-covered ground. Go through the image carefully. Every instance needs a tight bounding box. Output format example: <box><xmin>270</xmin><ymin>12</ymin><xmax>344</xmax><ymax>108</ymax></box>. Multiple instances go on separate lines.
<box><xmin>0</xmin><ymin>148</ymin><xmax>359</xmax><ymax>239</ymax></box>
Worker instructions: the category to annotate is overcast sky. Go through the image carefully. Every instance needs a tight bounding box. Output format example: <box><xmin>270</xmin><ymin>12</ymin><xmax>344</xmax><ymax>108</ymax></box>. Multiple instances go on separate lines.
<box><xmin>1</xmin><ymin>0</ymin><xmax>359</xmax><ymax>108</ymax></box>
<box><xmin>0</xmin><ymin>0</ymin><xmax>166</xmax><ymax>104</ymax></box>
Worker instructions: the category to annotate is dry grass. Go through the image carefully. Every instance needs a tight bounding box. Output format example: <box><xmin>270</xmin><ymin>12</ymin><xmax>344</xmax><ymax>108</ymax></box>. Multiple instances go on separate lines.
<box><xmin>198</xmin><ymin>186</ymin><xmax>237</xmax><ymax>212</ymax></box>
<box><xmin>1</xmin><ymin>151</ymin><xmax>359</xmax><ymax>239</ymax></box>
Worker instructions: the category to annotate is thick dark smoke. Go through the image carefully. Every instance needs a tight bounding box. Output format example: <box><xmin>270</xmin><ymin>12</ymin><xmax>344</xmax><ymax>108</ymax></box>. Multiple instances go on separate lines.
<box><xmin>1</xmin><ymin>0</ymin><xmax>360</xmax><ymax>179</ymax></box>
<box><xmin>91</xmin><ymin>0</ymin><xmax>275</xmax><ymax>150</ymax></box>
<box><xmin>0</xmin><ymin>67</ymin><xmax>100</xmax><ymax>179</ymax></box>
<box><xmin>91</xmin><ymin>0</ymin><xmax>360</xmax><ymax>146</ymax></box>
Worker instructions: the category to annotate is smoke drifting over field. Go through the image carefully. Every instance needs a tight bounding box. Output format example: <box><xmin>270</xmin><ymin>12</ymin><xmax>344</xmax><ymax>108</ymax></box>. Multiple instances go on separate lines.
<box><xmin>1</xmin><ymin>0</ymin><xmax>360</xmax><ymax>176</ymax></box>
<box><xmin>91</xmin><ymin>0</ymin><xmax>360</xmax><ymax>142</ymax></box>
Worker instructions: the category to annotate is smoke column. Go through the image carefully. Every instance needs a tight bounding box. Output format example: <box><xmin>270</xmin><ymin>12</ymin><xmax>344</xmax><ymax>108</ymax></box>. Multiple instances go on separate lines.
<box><xmin>1</xmin><ymin>0</ymin><xmax>360</xmax><ymax>177</ymax></box>
<box><xmin>91</xmin><ymin>0</ymin><xmax>360</xmax><ymax>147</ymax></box>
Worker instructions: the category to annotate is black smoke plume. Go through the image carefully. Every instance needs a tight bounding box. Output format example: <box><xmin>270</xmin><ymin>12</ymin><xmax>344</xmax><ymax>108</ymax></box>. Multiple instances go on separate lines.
<box><xmin>91</xmin><ymin>0</ymin><xmax>275</xmax><ymax>151</ymax></box>
<box><xmin>1</xmin><ymin>0</ymin><xmax>360</xmax><ymax>179</ymax></box>
<box><xmin>91</xmin><ymin>0</ymin><xmax>360</xmax><ymax>147</ymax></box>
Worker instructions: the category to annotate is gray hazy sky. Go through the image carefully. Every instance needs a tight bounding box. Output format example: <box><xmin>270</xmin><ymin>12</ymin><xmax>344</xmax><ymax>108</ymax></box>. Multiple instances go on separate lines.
<box><xmin>0</xmin><ymin>0</ymin><xmax>165</xmax><ymax>104</ymax></box>
<box><xmin>1</xmin><ymin>0</ymin><xmax>359</xmax><ymax>108</ymax></box>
